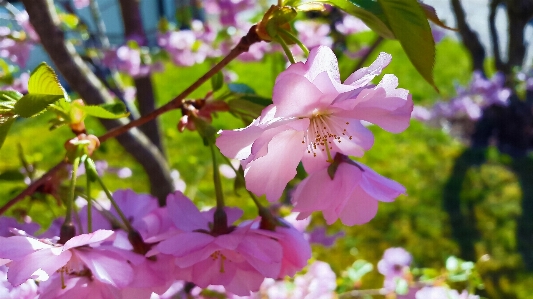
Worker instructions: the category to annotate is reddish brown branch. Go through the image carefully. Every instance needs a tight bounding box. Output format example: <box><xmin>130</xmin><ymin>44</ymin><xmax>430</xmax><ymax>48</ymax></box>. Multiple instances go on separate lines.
<box><xmin>0</xmin><ymin>25</ymin><xmax>262</xmax><ymax>215</ymax></box>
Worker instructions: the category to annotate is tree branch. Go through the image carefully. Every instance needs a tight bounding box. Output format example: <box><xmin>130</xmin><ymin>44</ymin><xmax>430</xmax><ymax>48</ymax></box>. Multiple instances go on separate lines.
<box><xmin>1</xmin><ymin>18</ymin><xmax>261</xmax><ymax>214</ymax></box>
<box><xmin>20</xmin><ymin>0</ymin><xmax>174</xmax><ymax>204</ymax></box>
<box><xmin>450</xmin><ymin>0</ymin><xmax>486</xmax><ymax>73</ymax></box>
<box><xmin>489</xmin><ymin>0</ymin><xmax>505</xmax><ymax>72</ymax></box>
<box><xmin>117</xmin><ymin>0</ymin><xmax>164</xmax><ymax>153</ymax></box>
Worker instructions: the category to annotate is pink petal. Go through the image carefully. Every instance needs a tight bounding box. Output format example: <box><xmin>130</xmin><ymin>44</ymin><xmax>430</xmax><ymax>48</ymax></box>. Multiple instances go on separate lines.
<box><xmin>359</xmin><ymin>164</ymin><xmax>406</xmax><ymax>202</ymax></box>
<box><xmin>272</xmin><ymin>73</ymin><xmax>324</xmax><ymax>118</ymax></box>
<box><xmin>8</xmin><ymin>248</ymin><xmax>71</xmax><ymax>286</ymax></box>
<box><xmin>63</xmin><ymin>230</ymin><xmax>114</xmax><ymax>251</ymax></box>
<box><xmin>284</xmin><ymin>46</ymin><xmax>341</xmax><ymax>84</ymax></box>
<box><xmin>157</xmin><ymin>232</ymin><xmax>214</xmax><ymax>262</ymax></box>
<box><xmin>244</xmin><ymin>128</ymin><xmax>307</xmax><ymax>201</ymax></box>
<box><xmin>0</xmin><ymin>236</ymin><xmax>53</xmax><ymax>260</ymax></box>
<box><xmin>216</xmin><ymin>118</ymin><xmax>266</xmax><ymax>160</ymax></box>
<box><xmin>166</xmin><ymin>191</ymin><xmax>208</xmax><ymax>231</ymax></box>
<box><xmin>337</xmin><ymin>185</ymin><xmax>379</xmax><ymax>226</ymax></box>
<box><xmin>344</xmin><ymin>52</ymin><xmax>392</xmax><ymax>87</ymax></box>
<box><xmin>74</xmin><ymin>248</ymin><xmax>133</xmax><ymax>288</ymax></box>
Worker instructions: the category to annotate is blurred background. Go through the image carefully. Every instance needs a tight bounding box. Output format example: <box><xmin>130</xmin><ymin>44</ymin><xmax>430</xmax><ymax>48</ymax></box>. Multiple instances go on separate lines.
<box><xmin>1</xmin><ymin>0</ymin><xmax>533</xmax><ymax>298</ymax></box>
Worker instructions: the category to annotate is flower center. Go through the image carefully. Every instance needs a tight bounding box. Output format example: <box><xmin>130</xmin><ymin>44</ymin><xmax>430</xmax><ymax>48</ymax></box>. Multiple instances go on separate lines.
<box><xmin>303</xmin><ymin>112</ymin><xmax>353</xmax><ymax>161</ymax></box>
<box><xmin>210</xmin><ymin>250</ymin><xmax>228</xmax><ymax>273</ymax></box>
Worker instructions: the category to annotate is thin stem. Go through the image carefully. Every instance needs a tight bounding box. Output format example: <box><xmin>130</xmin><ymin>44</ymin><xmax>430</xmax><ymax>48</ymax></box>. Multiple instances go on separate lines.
<box><xmin>94</xmin><ymin>175</ymin><xmax>134</xmax><ymax>232</ymax></box>
<box><xmin>210</xmin><ymin>145</ymin><xmax>225</xmax><ymax>209</ymax></box>
<box><xmin>65</xmin><ymin>151</ymin><xmax>82</xmax><ymax>224</ymax></box>
<box><xmin>0</xmin><ymin>25</ymin><xmax>262</xmax><ymax>215</ymax></box>
<box><xmin>275</xmin><ymin>36</ymin><xmax>296</xmax><ymax>64</ymax></box>
<box><xmin>86</xmin><ymin>175</ymin><xmax>92</xmax><ymax>233</ymax></box>
<box><xmin>278</xmin><ymin>28</ymin><xmax>309</xmax><ymax>56</ymax></box>
<box><xmin>221</xmin><ymin>156</ymin><xmax>264</xmax><ymax>210</ymax></box>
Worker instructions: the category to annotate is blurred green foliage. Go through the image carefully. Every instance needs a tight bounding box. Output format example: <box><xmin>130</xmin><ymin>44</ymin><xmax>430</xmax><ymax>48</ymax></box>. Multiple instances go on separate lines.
<box><xmin>1</xmin><ymin>33</ymin><xmax>531</xmax><ymax>298</ymax></box>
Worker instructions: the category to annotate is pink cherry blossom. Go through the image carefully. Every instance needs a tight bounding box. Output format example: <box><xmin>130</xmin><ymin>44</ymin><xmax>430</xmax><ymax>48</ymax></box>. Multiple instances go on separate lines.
<box><xmin>377</xmin><ymin>247</ymin><xmax>412</xmax><ymax>291</ymax></box>
<box><xmin>291</xmin><ymin>158</ymin><xmax>406</xmax><ymax>226</ymax></box>
<box><xmin>217</xmin><ymin>46</ymin><xmax>412</xmax><ymax>201</ymax></box>
<box><xmin>154</xmin><ymin>192</ymin><xmax>283</xmax><ymax>296</ymax></box>
<box><xmin>0</xmin><ymin>230</ymin><xmax>133</xmax><ymax>288</ymax></box>
<box><xmin>0</xmin><ymin>265</ymin><xmax>38</xmax><ymax>299</ymax></box>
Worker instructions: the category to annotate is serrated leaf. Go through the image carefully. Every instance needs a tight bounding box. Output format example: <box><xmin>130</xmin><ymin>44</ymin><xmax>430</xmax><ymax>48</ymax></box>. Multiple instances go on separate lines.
<box><xmin>28</xmin><ymin>63</ymin><xmax>68</xmax><ymax>99</ymax></box>
<box><xmin>0</xmin><ymin>116</ymin><xmax>14</xmax><ymax>150</ymax></box>
<box><xmin>378</xmin><ymin>0</ymin><xmax>438</xmax><ymax>91</ymax></box>
<box><xmin>75</xmin><ymin>102</ymin><xmax>129</xmax><ymax>119</ymax></box>
<box><xmin>0</xmin><ymin>90</ymin><xmax>21</xmax><ymax>113</ymax></box>
<box><xmin>0</xmin><ymin>90</ymin><xmax>23</xmax><ymax>102</ymax></box>
<box><xmin>419</xmin><ymin>2</ymin><xmax>457</xmax><ymax>31</ymax></box>
<box><xmin>0</xmin><ymin>169</ymin><xmax>25</xmax><ymax>181</ymax></box>
<box><xmin>227</xmin><ymin>99</ymin><xmax>265</xmax><ymax>119</ymax></box>
<box><xmin>13</xmin><ymin>94</ymin><xmax>64</xmax><ymax>118</ymax></box>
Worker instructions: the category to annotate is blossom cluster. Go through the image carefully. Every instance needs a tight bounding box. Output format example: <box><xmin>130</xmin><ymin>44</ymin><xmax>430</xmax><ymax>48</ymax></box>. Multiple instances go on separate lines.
<box><xmin>0</xmin><ymin>189</ymin><xmax>312</xmax><ymax>298</ymax></box>
<box><xmin>217</xmin><ymin>45</ymin><xmax>412</xmax><ymax>225</ymax></box>
<box><xmin>412</xmin><ymin>71</ymin><xmax>511</xmax><ymax>140</ymax></box>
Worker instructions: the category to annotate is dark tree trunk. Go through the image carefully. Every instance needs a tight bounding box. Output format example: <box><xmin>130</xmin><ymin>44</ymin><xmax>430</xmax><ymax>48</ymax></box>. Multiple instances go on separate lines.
<box><xmin>22</xmin><ymin>0</ymin><xmax>174</xmax><ymax>205</ymax></box>
<box><xmin>118</xmin><ymin>0</ymin><xmax>165</xmax><ymax>155</ymax></box>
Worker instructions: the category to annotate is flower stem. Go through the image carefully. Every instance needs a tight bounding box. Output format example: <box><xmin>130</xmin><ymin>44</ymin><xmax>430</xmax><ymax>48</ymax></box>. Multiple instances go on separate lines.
<box><xmin>94</xmin><ymin>175</ymin><xmax>134</xmax><ymax>232</ymax></box>
<box><xmin>65</xmin><ymin>150</ymin><xmax>82</xmax><ymax>225</ymax></box>
<box><xmin>276</xmin><ymin>36</ymin><xmax>296</xmax><ymax>64</ymax></box>
<box><xmin>86</xmin><ymin>174</ymin><xmax>92</xmax><ymax>233</ymax></box>
<box><xmin>210</xmin><ymin>145</ymin><xmax>225</xmax><ymax>209</ymax></box>
<box><xmin>278</xmin><ymin>28</ymin><xmax>309</xmax><ymax>56</ymax></box>
<box><xmin>221</xmin><ymin>156</ymin><xmax>265</xmax><ymax>211</ymax></box>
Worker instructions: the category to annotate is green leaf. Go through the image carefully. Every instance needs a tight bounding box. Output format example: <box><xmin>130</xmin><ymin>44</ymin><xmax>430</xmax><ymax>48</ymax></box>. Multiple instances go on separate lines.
<box><xmin>228</xmin><ymin>83</ymin><xmax>256</xmax><ymax>94</ymax></box>
<box><xmin>294</xmin><ymin>0</ymin><xmax>395</xmax><ymax>38</ymax></box>
<box><xmin>75</xmin><ymin>102</ymin><xmax>129</xmax><ymax>119</ymax></box>
<box><xmin>347</xmin><ymin>260</ymin><xmax>373</xmax><ymax>282</ymax></box>
<box><xmin>59</xmin><ymin>13</ymin><xmax>79</xmax><ymax>29</ymax></box>
<box><xmin>377</xmin><ymin>0</ymin><xmax>438</xmax><ymax>90</ymax></box>
<box><xmin>0</xmin><ymin>116</ymin><xmax>15</xmax><ymax>150</ymax></box>
<box><xmin>211</xmin><ymin>71</ymin><xmax>224</xmax><ymax>92</ymax></box>
<box><xmin>13</xmin><ymin>94</ymin><xmax>64</xmax><ymax>118</ymax></box>
<box><xmin>0</xmin><ymin>90</ymin><xmax>22</xmax><ymax>113</ymax></box>
<box><xmin>0</xmin><ymin>169</ymin><xmax>25</xmax><ymax>181</ymax></box>
<box><xmin>27</xmin><ymin>63</ymin><xmax>68</xmax><ymax>99</ymax></box>
<box><xmin>13</xmin><ymin>63</ymin><xmax>68</xmax><ymax>117</ymax></box>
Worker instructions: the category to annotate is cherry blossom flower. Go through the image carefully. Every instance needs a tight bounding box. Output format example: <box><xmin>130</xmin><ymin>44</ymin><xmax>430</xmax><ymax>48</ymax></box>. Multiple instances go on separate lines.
<box><xmin>377</xmin><ymin>247</ymin><xmax>412</xmax><ymax>291</ymax></box>
<box><xmin>0</xmin><ymin>230</ymin><xmax>133</xmax><ymax>288</ymax></box>
<box><xmin>0</xmin><ymin>265</ymin><xmax>38</xmax><ymax>299</ymax></box>
<box><xmin>415</xmin><ymin>286</ymin><xmax>480</xmax><ymax>299</ymax></box>
<box><xmin>217</xmin><ymin>46</ymin><xmax>412</xmax><ymax>201</ymax></box>
<box><xmin>291</xmin><ymin>157</ymin><xmax>406</xmax><ymax>225</ymax></box>
<box><xmin>153</xmin><ymin>192</ymin><xmax>283</xmax><ymax>296</ymax></box>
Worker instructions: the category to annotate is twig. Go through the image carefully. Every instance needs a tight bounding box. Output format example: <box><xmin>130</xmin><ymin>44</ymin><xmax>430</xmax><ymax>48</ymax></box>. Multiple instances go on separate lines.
<box><xmin>0</xmin><ymin>25</ymin><xmax>262</xmax><ymax>215</ymax></box>
<box><xmin>99</xmin><ymin>25</ymin><xmax>261</xmax><ymax>142</ymax></box>
<box><xmin>0</xmin><ymin>161</ymin><xmax>67</xmax><ymax>216</ymax></box>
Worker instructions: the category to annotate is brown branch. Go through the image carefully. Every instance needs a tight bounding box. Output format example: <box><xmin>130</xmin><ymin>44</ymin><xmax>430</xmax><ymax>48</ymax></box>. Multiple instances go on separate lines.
<box><xmin>20</xmin><ymin>0</ymin><xmax>174</xmax><ymax>204</ymax></box>
<box><xmin>506</xmin><ymin>0</ymin><xmax>533</xmax><ymax>71</ymax></box>
<box><xmin>118</xmin><ymin>0</ymin><xmax>164</xmax><ymax>153</ymax></box>
<box><xmin>489</xmin><ymin>0</ymin><xmax>505</xmax><ymax>72</ymax></box>
<box><xmin>100</xmin><ymin>25</ymin><xmax>261</xmax><ymax>142</ymax></box>
<box><xmin>450</xmin><ymin>0</ymin><xmax>486</xmax><ymax>73</ymax></box>
<box><xmin>0</xmin><ymin>161</ymin><xmax>67</xmax><ymax>215</ymax></box>
<box><xmin>0</xmin><ymin>24</ymin><xmax>262</xmax><ymax>215</ymax></box>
